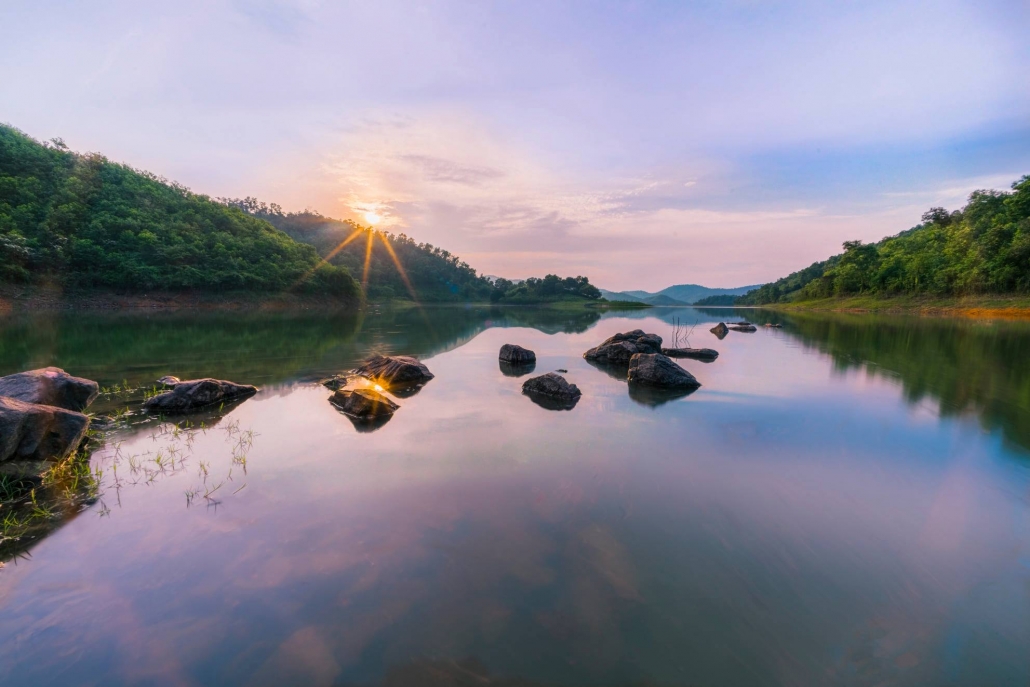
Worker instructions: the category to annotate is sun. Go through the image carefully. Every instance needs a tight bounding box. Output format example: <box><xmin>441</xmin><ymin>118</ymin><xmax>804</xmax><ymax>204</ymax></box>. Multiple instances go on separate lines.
<box><xmin>364</xmin><ymin>211</ymin><xmax>382</xmax><ymax>225</ymax></box>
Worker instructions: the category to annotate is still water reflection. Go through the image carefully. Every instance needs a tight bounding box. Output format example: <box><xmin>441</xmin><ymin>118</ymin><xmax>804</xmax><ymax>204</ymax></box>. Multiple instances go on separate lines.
<box><xmin>0</xmin><ymin>306</ymin><xmax>1028</xmax><ymax>686</ymax></box>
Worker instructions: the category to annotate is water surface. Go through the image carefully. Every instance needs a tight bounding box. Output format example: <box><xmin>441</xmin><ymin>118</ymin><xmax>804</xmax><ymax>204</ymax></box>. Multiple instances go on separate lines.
<box><xmin>0</xmin><ymin>306</ymin><xmax>1028</xmax><ymax>686</ymax></box>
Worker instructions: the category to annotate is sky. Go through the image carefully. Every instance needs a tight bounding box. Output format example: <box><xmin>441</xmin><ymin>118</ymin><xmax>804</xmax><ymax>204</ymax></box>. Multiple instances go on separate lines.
<box><xmin>2</xmin><ymin>0</ymin><xmax>1029</xmax><ymax>291</ymax></box>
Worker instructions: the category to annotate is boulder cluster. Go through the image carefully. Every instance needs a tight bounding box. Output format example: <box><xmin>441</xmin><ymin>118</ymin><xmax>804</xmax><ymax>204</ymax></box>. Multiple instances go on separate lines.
<box><xmin>0</xmin><ymin>367</ymin><xmax>98</xmax><ymax>467</ymax></box>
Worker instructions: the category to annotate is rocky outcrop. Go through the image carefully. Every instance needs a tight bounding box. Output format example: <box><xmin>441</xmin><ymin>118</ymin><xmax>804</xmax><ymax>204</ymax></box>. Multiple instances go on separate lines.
<box><xmin>710</xmin><ymin>322</ymin><xmax>729</xmax><ymax>339</ymax></box>
<box><xmin>661</xmin><ymin>347</ymin><xmax>719</xmax><ymax>361</ymax></box>
<box><xmin>355</xmin><ymin>355</ymin><xmax>434</xmax><ymax>390</ymax></box>
<box><xmin>144</xmin><ymin>378</ymin><xmax>257</xmax><ymax>413</ymax></box>
<box><xmin>156</xmin><ymin>376</ymin><xmax>181</xmax><ymax>388</ymax></box>
<box><xmin>0</xmin><ymin>396</ymin><xmax>90</xmax><ymax>464</ymax></box>
<box><xmin>499</xmin><ymin>344</ymin><xmax>536</xmax><ymax>365</ymax></box>
<box><xmin>627</xmin><ymin>353</ymin><xmax>701</xmax><ymax>390</ymax></box>
<box><xmin>522</xmin><ymin>372</ymin><xmax>581</xmax><ymax>410</ymax></box>
<box><xmin>583</xmin><ymin>330</ymin><xmax>662</xmax><ymax>364</ymax></box>
<box><xmin>729</xmin><ymin>324</ymin><xmax>757</xmax><ymax>332</ymax></box>
<box><xmin>0</xmin><ymin>367</ymin><xmax>99</xmax><ymax>412</ymax></box>
<box><xmin>329</xmin><ymin>387</ymin><xmax>399</xmax><ymax>421</ymax></box>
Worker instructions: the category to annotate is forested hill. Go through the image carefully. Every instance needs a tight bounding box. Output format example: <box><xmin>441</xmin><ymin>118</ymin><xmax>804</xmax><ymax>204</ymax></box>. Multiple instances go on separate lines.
<box><xmin>0</xmin><ymin>125</ymin><xmax>358</xmax><ymax>297</ymax></box>
<box><xmin>739</xmin><ymin>174</ymin><xmax>1030</xmax><ymax>305</ymax></box>
<box><xmin>223</xmin><ymin>199</ymin><xmax>604</xmax><ymax>304</ymax></box>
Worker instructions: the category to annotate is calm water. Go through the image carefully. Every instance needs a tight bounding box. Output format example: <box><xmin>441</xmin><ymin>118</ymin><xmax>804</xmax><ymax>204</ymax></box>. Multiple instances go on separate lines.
<box><xmin>1</xmin><ymin>306</ymin><xmax>1028</xmax><ymax>686</ymax></box>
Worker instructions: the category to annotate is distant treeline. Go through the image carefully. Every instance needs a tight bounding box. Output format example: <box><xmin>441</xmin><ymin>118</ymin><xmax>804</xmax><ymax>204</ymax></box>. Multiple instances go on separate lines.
<box><xmin>0</xmin><ymin>125</ymin><xmax>358</xmax><ymax>297</ymax></box>
<box><xmin>738</xmin><ymin>175</ymin><xmax>1030</xmax><ymax>304</ymax></box>
<box><xmin>218</xmin><ymin>199</ymin><xmax>604</xmax><ymax>304</ymax></box>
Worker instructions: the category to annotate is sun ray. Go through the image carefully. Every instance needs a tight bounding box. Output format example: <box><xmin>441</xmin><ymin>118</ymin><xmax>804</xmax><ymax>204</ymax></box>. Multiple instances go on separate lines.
<box><xmin>289</xmin><ymin>226</ymin><xmax>365</xmax><ymax>292</ymax></box>
<box><xmin>360</xmin><ymin>229</ymin><xmax>375</xmax><ymax>295</ymax></box>
<box><xmin>379</xmin><ymin>234</ymin><xmax>420</xmax><ymax>303</ymax></box>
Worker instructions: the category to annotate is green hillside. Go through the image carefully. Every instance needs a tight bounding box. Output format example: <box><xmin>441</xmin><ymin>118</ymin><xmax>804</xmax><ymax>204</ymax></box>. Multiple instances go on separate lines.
<box><xmin>739</xmin><ymin>175</ymin><xmax>1030</xmax><ymax>305</ymax></box>
<box><xmin>222</xmin><ymin>199</ymin><xmax>604</xmax><ymax>304</ymax></box>
<box><xmin>0</xmin><ymin>125</ymin><xmax>358</xmax><ymax>297</ymax></box>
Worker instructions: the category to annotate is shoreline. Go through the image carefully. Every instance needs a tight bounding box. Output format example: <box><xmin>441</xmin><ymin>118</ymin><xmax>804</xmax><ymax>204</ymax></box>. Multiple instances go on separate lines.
<box><xmin>749</xmin><ymin>295</ymin><xmax>1030</xmax><ymax>320</ymax></box>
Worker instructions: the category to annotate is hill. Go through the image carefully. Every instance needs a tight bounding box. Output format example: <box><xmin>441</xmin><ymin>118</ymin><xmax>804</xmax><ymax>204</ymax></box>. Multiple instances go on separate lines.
<box><xmin>0</xmin><ymin>125</ymin><xmax>359</xmax><ymax>298</ymax></box>
<box><xmin>601</xmin><ymin>283</ymin><xmax>761</xmax><ymax>305</ymax></box>
<box><xmin>220</xmin><ymin>200</ymin><xmax>604</xmax><ymax>304</ymax></box>
<box><xmin>738</xmin><ymin>174</ymin><xmax>1030</xmax><ymax>305</ymax></box>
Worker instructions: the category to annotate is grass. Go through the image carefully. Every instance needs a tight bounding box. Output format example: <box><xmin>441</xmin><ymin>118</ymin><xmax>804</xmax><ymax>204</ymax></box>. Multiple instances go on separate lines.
<box><xmin>763</xmin><ymin>294</ymin><xmax>1030</xmax><ymax>319</ymax></box>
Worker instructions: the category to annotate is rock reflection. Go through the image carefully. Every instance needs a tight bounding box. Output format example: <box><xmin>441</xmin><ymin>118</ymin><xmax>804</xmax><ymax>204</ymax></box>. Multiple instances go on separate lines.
<box><xmin>499</xmin><ymin>360</ymin><xmax>537</xmax><ymax>377</ymax></box>
<box><xmin>627</xmin><ymin>383</ymin><xmax>697</xmax><ymax>407</ymax></box>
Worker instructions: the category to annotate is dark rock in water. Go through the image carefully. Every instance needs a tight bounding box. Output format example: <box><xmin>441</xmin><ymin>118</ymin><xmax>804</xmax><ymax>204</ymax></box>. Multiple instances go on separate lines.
<box><xmin>627</xmin><ymin>353</ymin><xmax>701</xmax><ymax>390</ymax></box>
<box><xmin>499</xmin><ymin>344</ymin><xmax>536</xmax><ymax>365</ymax></box>
<box><xmin>354</xmin><ymin>355</ymin><xmax>434</xmax><ymax>390</ymax></box>
<box><xmin>731</xmin><ymin>321</ymin><xmax>753</xmax><ymax>326</ymax></box>
<box><xmin>329</xmin><ymin>387</ymin><xmax>399</xmax><ymax>421</ymax></box>
<box><xmin>661</xmin><ymin>347</ymin><xmax>719</xmax><ymax>361</ymax></box>
<box><xmin>0</xmin><ymin>396</ymin><xmax>90</xmax><ymax>464</ymax></box>
<box><xmin>556</xmin><ymin>368</ymin><xmax>568</xmax><ymax>373</ymax></box>
<box><xmin>320</xmin><ymin>375</ymin><xmax>349</xmax><ymax>391</ymax></box>
<box><xmin>583</xmin><ymin>329</ymin><xmax>663</xmax><ymax>364</ymax></box>
<box><xmin>584</xmin><ymin>358</ymin><xmax>632</xmax><ymax>382</ymax></box>
<box><xmin>0</xmin><ymin>367</ymin><xmax>99</xmax><ymax>412</ymax></box>
<box><xmin>522</xmin><ymin>372</ymin><xmax>581</xmax><ymax>410</ymax></box>
<box><xmin>763</xmin><ymin>323</ymin><xmax>783</xmax><ymax>328</ymax></box>
<box><xmin>156</xmin><ymin>376</ymin><xmax>181</xmax><ymax>388</ymax></box>
<box><xmin>729</xmin><ymin>324</ymin><xmax>757</xmax><ymax>332</ymax></box>
<box><xmin>710</xmin><ymin>322</ymin><xmax>729</xmax><ymax>339</ymax></box>
<box><xmin>144</xmin><ymin>378</ymin><xmax>257</xmax><ymax>413</ymax></box>
<box><xmin>499</xmin><ymin>359</ymin><xmax>536</xmax><ymax>377</ymax></box>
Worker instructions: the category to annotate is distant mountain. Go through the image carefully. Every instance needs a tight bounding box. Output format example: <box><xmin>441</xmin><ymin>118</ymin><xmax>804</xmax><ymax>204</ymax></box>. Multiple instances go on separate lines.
<box><xmin>600</xmin><ymin>283</ymin><xmax>761</xmax><ymax>305</ymax></box>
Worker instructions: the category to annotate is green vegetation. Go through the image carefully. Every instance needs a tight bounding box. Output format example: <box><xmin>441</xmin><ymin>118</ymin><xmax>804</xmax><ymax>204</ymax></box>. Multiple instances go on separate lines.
<box><xmin>739</xmin><ymin>175</ymin><xmax>1030</xmax><ymax>306</ymax></box>
<box><xmin>220</xmin><ymin>198</ymin><xmax>604</xmax><ymax>304</ymax></box>
<box><xmin>693</xmin><ymin>294</ymin><xmax>738</xmax><ymax>306</ymax></box>
<box><xmin>0</xmin><ymin>125</ymin><xmax>358</xmax><ymax>297</ymax></box>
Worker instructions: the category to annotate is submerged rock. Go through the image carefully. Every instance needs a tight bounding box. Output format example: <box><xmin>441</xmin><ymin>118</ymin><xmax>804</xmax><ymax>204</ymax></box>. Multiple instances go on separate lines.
<box><xmin>661</xmin><ymin>347</ymin><xmax>719</xmax><ymax>361</ymax></box>
<box><xmin>627</xmin><ymin>353</ymin><xmax>701</xmax><ymax>390</ymax></box>
<box><xmin>144</xmin><ymin>378</ymin><xmax>257</xmax><ymax>413</ymax></box>
<box><xmin>0</xmin><ymin>367</ymin><xmax>99</xmax><ymax>412</ymax></box>
<box><xmin>764</xmin><ymin>323</ymin><xmax>783</xmax><ymax>328</ymax></box>
<box><xmin>729</xmin><ymin>324</ymin><xmax>757</xmax><ymax>332</ymax></box>
<box><xmin>499</xmin><ymin>344</ymin><xmax>536</xmax><ymax>365</ymax></box>
<box><xmin>583</xmin><ymin>330</ymin><xmax>663</xmax><ymax>364</ymax></box>
<box><xmin>355</xmin><ymin>355</ymin><xmax>434</xmax><ymax>390</ymax></box>
<box><xmin>0</xmin><ymin>396</ymin><xmax>90</xmax><ymax>464</ymax></box>
<box><xmin>522</xmin><ymin>372</ymin><xmax>582</xmax><ymax>410</ymax></box>
<box><xmin>329</xmin><ymin>387</ymin><xmax>399</xmax><ymax>421</ymax></box>
<box><xmin>710</xmin><ymin>322</ymin><xmax>729</xmax><ymax>339</ymax></box>
<box><xmin>156</xmin><ymin>376</ymin><xmax>181</xmax><ymax>388</ymax></box>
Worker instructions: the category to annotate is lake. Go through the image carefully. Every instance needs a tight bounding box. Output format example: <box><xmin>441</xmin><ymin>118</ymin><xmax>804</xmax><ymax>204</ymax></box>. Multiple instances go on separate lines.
<box><xmin>0</xmin><ymin>305</ymin><xmax>1028</xmax><ymax>686</ymax></box>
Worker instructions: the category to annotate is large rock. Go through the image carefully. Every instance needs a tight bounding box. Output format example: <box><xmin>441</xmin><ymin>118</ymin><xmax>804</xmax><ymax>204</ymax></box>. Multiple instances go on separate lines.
<box><xmin>329</xmin><ymin>387</ymin><xmax>399</xmax><ymax>420</ymax></box>
<box><xmin>710</xmin><ymin>322</ymin><xmax>729</xmax><ymax>339</ymax></box>
<box><xmin>661</xmin><ymin>347</ymin><xmax>719</xmax><ymax>361</ymax></box>
<box><xmin>0</xmin><ymin>396</ymin><xmax>90</xmax><ymax>464</ymax></box>
<box><xmin>0</xmin><ymin>367</ymin><xmax>99</xmax><ymax>412</ymax></box>
<box><xmin>627</xmin><ymin>353</ymin><xmax>701</xmax><ymax>390</ymax></box>
<box><xmin>144</xmin><ymin>378</ymin><xmax>257</xmax><ymax>413</ymax></box>
<box><xmin>499</xmin><ymin>344</ymin><xmax>536</xmax><ymax>365</ymax></box>
<box><xmin>355</xmin><ymin>355</ymin><xmax>434</xmax><ymax>390</ymax></box>
<box><xmin>583</xmin><ymin>330</ymin><xmax>662</xmax><ymax>364</ymax></box>
<box><xmin>729</xmin><ymin>324</ymin><xmax>757</xmax><ymax>332</ymax></box>
<box><xmin>522</xmin><ymin>372</ymin><xmax>582</xmax><ymax>410</ymax></box>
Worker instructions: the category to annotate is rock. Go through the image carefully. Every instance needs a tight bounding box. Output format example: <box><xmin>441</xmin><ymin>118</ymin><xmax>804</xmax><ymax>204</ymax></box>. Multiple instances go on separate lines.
<box><xmin>0</xmin><ymin>396</ymin><xmax>90</xmax><ymax>464</ymax></box>
<box><xmin>731</xmin><ymin>321</ymin><xmax>753</xmax><ymax>326</ymax></box>
<box><xmin>320</xmin><ymin>375</ymin><xmax>348</xmax><ymax>391</ymax></box>
<box><xmin>763</xmin><ymin>323</ymin><xmax>783</xmax><ymax>328</ymax></box>
<box><xmin>156</xmin><ymin>376</ymin><xmax>181</xmax><ymax>388</ymax></box>
<box><xmin>710</xmin><ymin>322</ymin><xmax>729</xmax><ymax>339</ymax></box>
<box><xmin>627</xmin><ymin>353</ymin><xmax>701</xmax><ymax>390</ymax></box>
<box><xmin>354</xmin><ymin>355</ymin><xmax>434</xmax><ymax>390</ymax></box>
<box><xmin>583</xmin><ymin>330</ymin><xmax>663</xmax><ymax>364</ymax></box>
<box><xmin>144</xmin><ymin>378</ymin><xmax>257</xmax><ymax>413</ymax></box>
<box><xmin>499</xmin><ymin>344</ymin><xmax>536</xmax><ymax>365</ymax></box>
<box><xmin>729</xmin><ymin>324</ymin><xmax>757</xmax><ymax>332</ymax></box>
<box><xmin>0</xmin><ymin>367</ymin><xmax>99</xmax><ymax>412</ymax></box>
<box><xmin>661</xmin><ymin>347</ymin><xmax>719</xmax><ymax>361</ymax></box>
<box><xmin>329</xmin><ymin>387</ymin><xmax>399</xmax><ymax>421</ymax></box>
<box><xmin>522</xmin><ymin>372</ymin><xmax>582</xmax><ymax>410</ymax></box>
